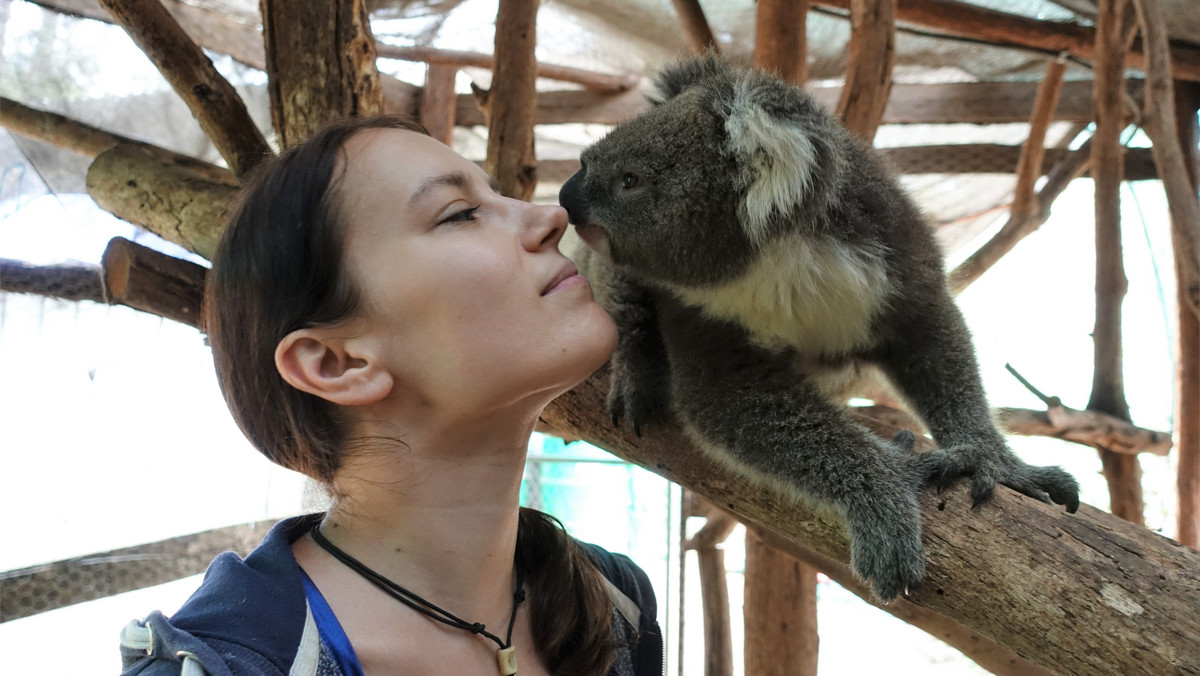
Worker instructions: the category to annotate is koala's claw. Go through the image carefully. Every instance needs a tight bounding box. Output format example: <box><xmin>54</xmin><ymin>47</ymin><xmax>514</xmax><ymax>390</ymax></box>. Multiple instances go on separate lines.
<box><xmin>606</xmin><ymin>365</ymin><xmax>667</xmax><ymax>437</ymax></box>
<box><xmin>914</xmin><ymin>447</ymin><xmax>1080</xmax><ymax>513</ymax></box>
<box><xmin>848</xmin><ymin>503</ymin><xmax>926</xmax><ymax>603</ymax></box>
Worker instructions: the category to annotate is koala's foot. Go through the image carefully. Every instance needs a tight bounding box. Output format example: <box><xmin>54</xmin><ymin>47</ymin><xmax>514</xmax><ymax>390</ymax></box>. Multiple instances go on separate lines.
<box><xmin>607</xmin><ymin>355</ymin><xmax>668</xmax><ymax>437</ymax></box>
<box><xmin>914</xmin><ymin>444</ymin><xmax>1080</xmax><ymax>513</ymax></box>
<box><xmin>846</xmin><ymin>496</ymin><xmax>926</xmax><ymax>603</ymax></box>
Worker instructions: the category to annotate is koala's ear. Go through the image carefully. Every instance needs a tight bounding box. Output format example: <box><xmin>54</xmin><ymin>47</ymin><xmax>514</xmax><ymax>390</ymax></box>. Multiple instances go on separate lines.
<box><xmin>724</xmin><ymin>78</ymin><xmax>819</xmax><ymax>243</ymax></box>
<box><xmin>649</xmin><ymin>51</ymin><xmax>732</xmax><ymax>103</ymax></box>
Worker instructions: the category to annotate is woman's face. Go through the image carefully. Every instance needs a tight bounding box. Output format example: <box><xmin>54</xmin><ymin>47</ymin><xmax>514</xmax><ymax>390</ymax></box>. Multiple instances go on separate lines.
<box><xmin>335</xmin><ymin>129</ymin><xmax>618</xmax><ymax>423</ymax></box>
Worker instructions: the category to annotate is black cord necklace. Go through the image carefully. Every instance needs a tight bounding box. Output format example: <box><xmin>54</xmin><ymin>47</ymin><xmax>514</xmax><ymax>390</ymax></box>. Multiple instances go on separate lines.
<box><xmin>309</xmin><ymin>524</ymin><xmax>525</xmax><ymax>676</ymax></box>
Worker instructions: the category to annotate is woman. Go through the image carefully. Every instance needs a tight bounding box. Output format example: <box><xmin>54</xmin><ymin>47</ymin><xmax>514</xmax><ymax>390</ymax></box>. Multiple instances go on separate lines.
<box><xmin>118</xmin><ymin>116</ymin><xmax>662</xmax><ymax>676</ymax></box>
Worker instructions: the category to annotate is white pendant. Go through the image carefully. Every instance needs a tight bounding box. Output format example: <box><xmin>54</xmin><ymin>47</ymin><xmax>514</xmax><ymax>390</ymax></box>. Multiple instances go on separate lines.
<box><xmin>496</xmin><ymin>646</ymin><xmax>518</xmax><ymax>675</ymax></box>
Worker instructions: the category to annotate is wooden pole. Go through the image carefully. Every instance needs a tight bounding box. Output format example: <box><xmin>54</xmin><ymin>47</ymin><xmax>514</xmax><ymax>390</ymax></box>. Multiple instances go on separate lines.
<box><xmin>261</xmin><ymin>0</ymin><xmax>383</xmax><ymax>149</ymax></box>
<box><xmin>0</xmin><ymin>259</ymin><xmax>104</xmax><ymax>304</ymax></box>
<box><xmin>836</xmin><ymin>0</ymin><xmax>896</xmax><ymax>142</ymax></box>
<box><xmin>486</xmin><ymin>0</ymin><xmax>540</xmax><ymax>201</ymax></box>
<box><xmin>374</xmin><ymin>44</ymin><xmax>638</xmax><ymax>93</ymax></box>
<box><xmin>1011</xmin><ymin>57</ymin><xmax>1069</xmax><ymax>221</ymax></box>
<box><xmin>753</xmin><ymin>0</ymin><xmax>808</xmax><ymax>85</ymax></box>
<box><xmin>744</xmin><ymin>527</ymin><xmax>819</xmax><ymax>676</ymax></box>
<box><xmin>684</xmin><ymin>509</ymin><xmax>738</xmax><ymax>676</ymax></box>
<box><xmin>96</xmin><ymin>0</ymin><xmax>270</xmax><ymax>176</ymax></box>
<box><xmin>1090</xmin><ymin>0</ymin><xmax>1144</xmax><ymax>525</ymax></box>
<box><xmin>1173</xmin><ymin>80</ymin><xmax>1200</xmax><ymax>548</ymax></box>
<box><xmin>814</xmin><ymin>0</ymin><xmax>1200</xmax><ymax>82</ymax></box>
<box><xmin>100</xmin><ymin>237</ymin><xmax>207</xmax><ymax>328</ymax></box>
<box><xmin>669</xmin><ymin>0</ymin><xmax>719</xmax><ymax>54</ymax></box>
<box><xmin>420</xmin><ymin>64</ymin><xmax>458</xmax><ymax>146</ymax></box>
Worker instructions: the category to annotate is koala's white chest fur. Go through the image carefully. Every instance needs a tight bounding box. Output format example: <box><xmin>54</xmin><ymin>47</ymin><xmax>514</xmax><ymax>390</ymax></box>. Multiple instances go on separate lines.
<box><xmin>668</xmin><ymin>232</ymin><xmax>891</xmax><ymax>356</ymax></box>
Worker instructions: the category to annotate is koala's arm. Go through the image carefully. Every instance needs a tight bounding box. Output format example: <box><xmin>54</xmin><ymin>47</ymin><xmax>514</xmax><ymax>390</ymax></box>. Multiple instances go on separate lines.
<box><xmin>658</xmin><ymin>299</ymin><xmax>925</xmax><ymax>601</ymax></box>
<box><xmin>604</xmin><ymin>272</ymin><xmax>671</xmax><ymax>435</ymax></box>
<box><xmin>876</xmin><ymin>295</ymin><xmax>1080</xmax><ymax>512</ymax></box>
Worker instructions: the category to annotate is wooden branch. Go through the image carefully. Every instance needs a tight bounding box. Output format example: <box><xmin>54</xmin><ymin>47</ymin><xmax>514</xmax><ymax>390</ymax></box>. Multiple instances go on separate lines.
<box><xmin>751</xmin><ymin>527</ymin><xmax>1056</xmax><ymax>676</ymax></box>
<box><xmin>836</xmin><ymin>0</ymin><xmax>896</xmax><ymax>142</ymax></box>
<box><xmin>1130</xmin><ymin>0</ymin><xmax>1200</xmax><ymax>321</ymax></box>
<box><xmin>669</xmin><ymin>0</ymin><xmax>719</xmax><ymax>54</ymax></box>
<box><xmin>420</xmin><ymin>64</ymin><xmax>458</xmax><ymax>145</ymax></box>
<box><xmin>815</xmin><ymin>0</ymin><xmax>1200</xmax><ymax>82</ymax></box>
<box><xmin>100</xmin><ymin>237</ymin><xmax>206</xmax><ymax>328</ymax></box>
<box><xmin>374</xmin><ymin>44</ymin><xmax>639</xmax><ymax>93</ymax></box>
<box><xmin>0</xmin><ymin>259</ymin><xmax>103</xmax><ymax>303</ymax></box>
<box><xmin>262</xmin><ymin>0</ymin><xmax>383</xmax><ymax>149</ymax></box>
<box><xmin>744</xmin><ymin>527</ymin><xmax>819</xmax><ymax>676</ymax></box>
<box><xmin>684</xmin><ymin>509</ymin><xmax>737</xmax><ymax>676</ymax></box>
<box><xmin>1011</xmin><ymin>56</ymin><xmax>1069</xmax><ymax>221</ymax></box>
<box><xmin>96</xmin><ymin>0</ymin><xmax>270</xmax><ymax>177</ymax></box>
<box><xmin>1090</xmin><ymin>0</ymin><xmax>1144</xmax><ymax>525</ymax></box>
<box><xmin>948</xmin><ymin>136</ymin><xmax>1094</xmax><ymax>293</ymax></box>
<box><xmin>86</xmin><ymin>142</ymin><xmax>237</xmax><ymax>259</ymax></box>
<box><xmin>0</xmin><ymin>521</ymin><xmax>273</xmax><ymax>621</ymax></box>
<box><xmin>753</xmin><ymin>0</ymin><xmax>809</xmax><ymax>85</ymax></box>
<box><xmin>683</xmin><ymin>510</ymin><xmax>739</xmax><ymax>551</ymax></box>
<box><xmin>538</xmin><ymin>370</ymin><xmax>1200</xmax><ymax>675</ymax></box>
<box><xmin>0</xmin><ymin>96</ymin><xmax>237</xmax><ymax>186</ymax></box>
<box><xmin>1174</xmin><ymin>80</ymin><xmax>1200</xmax><ymax>549</ymax></box>
<box><xmin>997</xmin><ymin>407</ymin><xmax>1171</xmax><ymax>456</ymax></box>
<box><xmin>486</xmin><ymin>0</ymin><xmax>540</xmax><ymax>201</ymax></box>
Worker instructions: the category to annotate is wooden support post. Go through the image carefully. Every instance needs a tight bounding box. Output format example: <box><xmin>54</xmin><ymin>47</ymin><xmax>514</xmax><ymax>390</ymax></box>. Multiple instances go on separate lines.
<box><xmin>420</xmin><ymin>64</ymin><xmax>458</xmax><ymax>146</ymax></box>
<box><xmin>669</xmin><ymin>0</ymin><xmax>719</xmax><ymax>54</ymax></box>
<box><xmin>1174</xmin><ymin>80</ymin><xmax>1200</xmax><ymax>548</ymax></box>
<box><xmin>261</xmin><ymin>0</ymin><xmax>383</xmax><ymax>149</ymax></box>
<box><xmin>1011</xmin><ymin>57</ymin><xmax>1069</xmax><ymax>221</ymax></box>
<box><xmin>96</xmin><ymin>0</ymin><xmax>270</xmax><ymax>176</ymax></box>
<box><xmin>86</xmin><ymin>142</ymin><xmax>238</xmax><ymax>259</ymax></box>
<box><xmin>744</xmin><ymin>527</ymin><xmax>819</xmax><ymax>676</ymax></box>
<box><xmin>836</xmin><ymin>0</ymin><xmax>896</xmax><ymax>142</ymax></box>
<box><xmin>0</xmin><ymin>259</ymin><xmax>104</xmax><ymax>304</ymax></box>
<box><xmin>753</xmin><ymin>0</ymin><xmax>808</xmax><ymax>85</ymax></box>
<box><xmin>100</xmin><ymin>237</ymin><xmax>207</xmax><ymax>328</ymax></box>
<box><xmin>486</xmin><ymin>0</ymin><xmax>540</xmax><ymax>201</ymax></box>
<box><xmin>684</xmin><ymin>508</ymin><xmax>738</xmax><ymax>676</ymax></box>
<box><xmin>1090</xmin><ymin>0</ymin><xmax>1143</xmax><ymax>525</ymax></box>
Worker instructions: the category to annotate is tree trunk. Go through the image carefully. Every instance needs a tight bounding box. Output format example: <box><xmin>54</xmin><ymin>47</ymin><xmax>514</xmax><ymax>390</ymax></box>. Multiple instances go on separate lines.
<box><xmin>538</xmin><ymin>370</ymin><xmax>1200</xmax><ymax>675</ymax></box>
<box><xmin>486</xmin><ymin>0</ymin><xmax>540</xmax><ymax>201</ymax></box>
<box><xmin>1173</xmin><ymin>80</ymin><xmax>1200</xmax><ymax>548</ymax></box>
<box><xmin>743</xmin><ymin>527</ymin><xmax>819</xmax><ymax>676</ymax></box>
<box><xmin>836</xmin><ymin>0</ymin><xmax>896</xmax><ymax>142</ymax></box>
<box><xmin>753</xmin><ymin>0</ymin><xmax>808</xmax><ymax>85</ymax></box>
<box><xmin>261</xmin><ymin>0</ymin><xmax>383</xmax><ymax>148</ymax></box>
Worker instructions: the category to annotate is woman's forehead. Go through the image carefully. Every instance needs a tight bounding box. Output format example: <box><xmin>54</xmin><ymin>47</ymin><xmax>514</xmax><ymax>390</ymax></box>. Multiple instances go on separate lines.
<box><xmin>338</xmin><ymin>128</ymin><xmax>482</xmax><ymax>203</ymax></box>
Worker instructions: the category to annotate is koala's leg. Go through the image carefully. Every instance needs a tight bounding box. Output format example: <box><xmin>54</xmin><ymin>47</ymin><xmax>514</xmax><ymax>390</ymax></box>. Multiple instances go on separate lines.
<box><xmin>876</xmin><ymin>296</ymin><xmax>1080</xmax><ymax>512</ymax></box>
<box><xmin>658</xmin><ymin>300</ymin><xmax>925</xmax><ymax>602</ymax></box>
<box><xmin>604</xmin><ymin>273</ymin><xmax>671</xmax><ymax>435</ymax></box>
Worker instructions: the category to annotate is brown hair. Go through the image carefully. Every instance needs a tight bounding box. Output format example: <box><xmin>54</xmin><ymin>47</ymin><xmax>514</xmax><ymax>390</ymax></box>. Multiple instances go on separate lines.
<box><xmin>203</xmin><ymin>115</ymin><xmax>617</xmax><ymax>674</ymax></box>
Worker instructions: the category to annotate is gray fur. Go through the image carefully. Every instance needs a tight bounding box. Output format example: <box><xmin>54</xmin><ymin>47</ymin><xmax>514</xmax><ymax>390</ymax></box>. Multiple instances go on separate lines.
<box><xmin>559</xmin><ymin>55</ymin><xmax>1079</xmax><ymax>602</ymax></box>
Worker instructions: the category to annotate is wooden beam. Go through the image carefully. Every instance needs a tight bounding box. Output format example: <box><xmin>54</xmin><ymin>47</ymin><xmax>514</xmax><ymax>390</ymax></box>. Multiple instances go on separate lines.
<box><xmin>420</xmin><ymin>64</ymin><xmax>458</xmax><ymax>146</ymax></box>
<box><xmin>1173</xmin><ymin>79</ymin><xmax>1200</xmax><ymax>549</ymax></box>
<box><xmin>815</xmin><ymin>0</ymin><xmax>1200</xmax><ymax>82</ymax></box>
<box><xmin>374</xmin><ymin>44</ymin><xmax>638</xmax><ymax>93</ymax></box>
<box><xmin>753</xmin><ymin>0</ymin><xmax>808</xmax><ymax>85</ymax></box>
<box><xmin>100</xmin><ymin>237</ymin><xmax>206</xmax><ymax>328</ymax></box>
<box><xmin>836</xmin><ymin>0</ymin><xmax>896</xmax><ymax>142</ymax></box>
<box><xmin>262</xmin><ymin>0</ymin><xmax>383</xmax><ymax>149</ymax></box>
<box><xmin>486</xmin><ymin>0</ymin><xmax>540</xmax><ymax>201</ymax></box>
<box><xmin>96</xmin><ymin>0</ymin><xmax>270</xmax><ymax>177</ymax></box>
<box><xmin>997</xmin><ymin>407</ymin><xmax>1172</xmax><ymax>456</ymax></box>
<box><xmin>452</xmin><ymin>80</ymin><xmax>1128</xmax><ymax>128</ymax></box>
<box><xmin>537</xmin><ymin>367</ymin><xmax>1200</xmax><ymax>675</ymax></box>
<box><xmin>684</xmin><ymin>509</ymin><xmax>738</xmax><ymax>676</ymax></box>
<box><xmin>85</xmin><ymin>142</ymin><xmax>237</xmax><ymax>259</ymax></box>
<box><xmin>0</xmin><ymin>521</ymin><xmax>273</xmax><ymax>621</ymax></box>
<box><xmin>0</xmin><ymin>259</ymin><xmax>103</xmax><ymax>304</ymax></box>
<box><xmin>1090</xmin><ymin>0</ymin><xmax>1143</xmax><ymax>525</ymax></box>
<box><xmin>1011</xmin><ymin>56</ymin><xmax>1068</xmax><ymax>221</ymax></box>
<box><xmin>0</xmin><ymin>96</ymin><xmax>237</xmax><ymax>186</ymax></box>
<box><xmin>669</xmin><ymin>0</ymin><xmax>719</xmax><ymax>54</ymax></box>
<box><xmin>744</xmin><ymin>527</ymin><xmax>819</xmax><ymax>676</ymax></box>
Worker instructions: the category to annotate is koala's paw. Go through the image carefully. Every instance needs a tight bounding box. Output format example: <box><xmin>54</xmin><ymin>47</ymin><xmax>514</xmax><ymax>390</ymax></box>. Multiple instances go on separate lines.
<box><xmin>606</xmin><ymin>358</ymin><xmax>668</xmax><ymax>437</ymax></box>
<box><xmin>914</xmin><ymin>444</ymin><xmax>1080</xmax><ymax>513</ymax></box>
<box><xmin>847</xmin><ymin>499</ymin><xmax>926</xmax><ymax>603</ymax></box>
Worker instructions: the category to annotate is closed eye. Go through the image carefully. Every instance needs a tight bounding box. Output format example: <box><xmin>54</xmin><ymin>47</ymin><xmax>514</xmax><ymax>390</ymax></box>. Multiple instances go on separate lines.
<box><xmin>439</xmin><ymin>207</ymin><xmax>479</xmax><ymax>225</ymax></box>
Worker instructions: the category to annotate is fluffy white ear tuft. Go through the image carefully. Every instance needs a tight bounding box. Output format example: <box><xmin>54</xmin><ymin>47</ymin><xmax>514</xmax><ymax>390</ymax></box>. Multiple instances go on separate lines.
<box><xmin>725</xmin><ymin>79</ymin><xmax>817</xmax><ymax>244</ymax></box>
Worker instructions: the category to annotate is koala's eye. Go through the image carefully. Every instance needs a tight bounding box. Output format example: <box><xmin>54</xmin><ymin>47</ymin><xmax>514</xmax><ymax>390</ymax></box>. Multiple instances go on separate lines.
<box><xmin>622</xmin><ymin>173</ymin><xmax>640</xmax><ymax>189</ymax></box>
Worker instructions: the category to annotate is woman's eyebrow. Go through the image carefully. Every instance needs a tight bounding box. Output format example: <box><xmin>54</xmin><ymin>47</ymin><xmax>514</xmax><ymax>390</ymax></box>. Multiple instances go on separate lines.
<box><xmin>409</xmin><ymin>170</ymin><xmax>468</xmax><ymax>206</ymax></box>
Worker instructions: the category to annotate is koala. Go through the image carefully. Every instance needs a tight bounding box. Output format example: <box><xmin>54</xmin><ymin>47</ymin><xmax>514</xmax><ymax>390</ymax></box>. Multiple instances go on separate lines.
<box><xmin>558</xmin><ymin>55</ymin><xmax>1080</xmax><ymax>602</ymax></box>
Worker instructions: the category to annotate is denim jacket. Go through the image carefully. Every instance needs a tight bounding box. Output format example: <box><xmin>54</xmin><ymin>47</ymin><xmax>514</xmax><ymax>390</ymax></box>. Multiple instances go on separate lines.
<box><xmin>119</xmin><ymin>514</ymin><xmax>662</xmax><ymax>676</ymax></box>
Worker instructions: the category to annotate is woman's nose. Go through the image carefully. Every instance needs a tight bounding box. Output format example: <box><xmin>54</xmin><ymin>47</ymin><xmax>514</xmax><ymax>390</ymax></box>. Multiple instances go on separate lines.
<box><xmin>522</xmin><ymin>203</ymin><xmax>569</xmax><ymax>251</ymax></box>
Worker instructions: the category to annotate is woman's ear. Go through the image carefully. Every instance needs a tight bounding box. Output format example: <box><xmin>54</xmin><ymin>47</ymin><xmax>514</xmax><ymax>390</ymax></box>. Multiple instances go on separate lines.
<box><xmin>275</xmin><ymin>328</ymin><xmax>394</xmax><ymax>406</ymax></box>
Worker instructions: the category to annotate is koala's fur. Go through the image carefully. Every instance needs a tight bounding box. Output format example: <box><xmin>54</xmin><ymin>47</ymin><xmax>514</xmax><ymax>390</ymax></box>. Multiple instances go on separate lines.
<box><xmin>558</xmin><ymin>55</ymin><xmax>1080</xmax><ymax>601</ymax></box>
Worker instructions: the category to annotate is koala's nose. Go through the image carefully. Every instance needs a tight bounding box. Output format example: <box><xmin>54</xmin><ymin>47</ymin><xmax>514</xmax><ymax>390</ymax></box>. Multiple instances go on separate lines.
<box><xmin>558</xmin><ymin>169</ymin><xmax>589</xmax><ymax>225</ymax></box>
